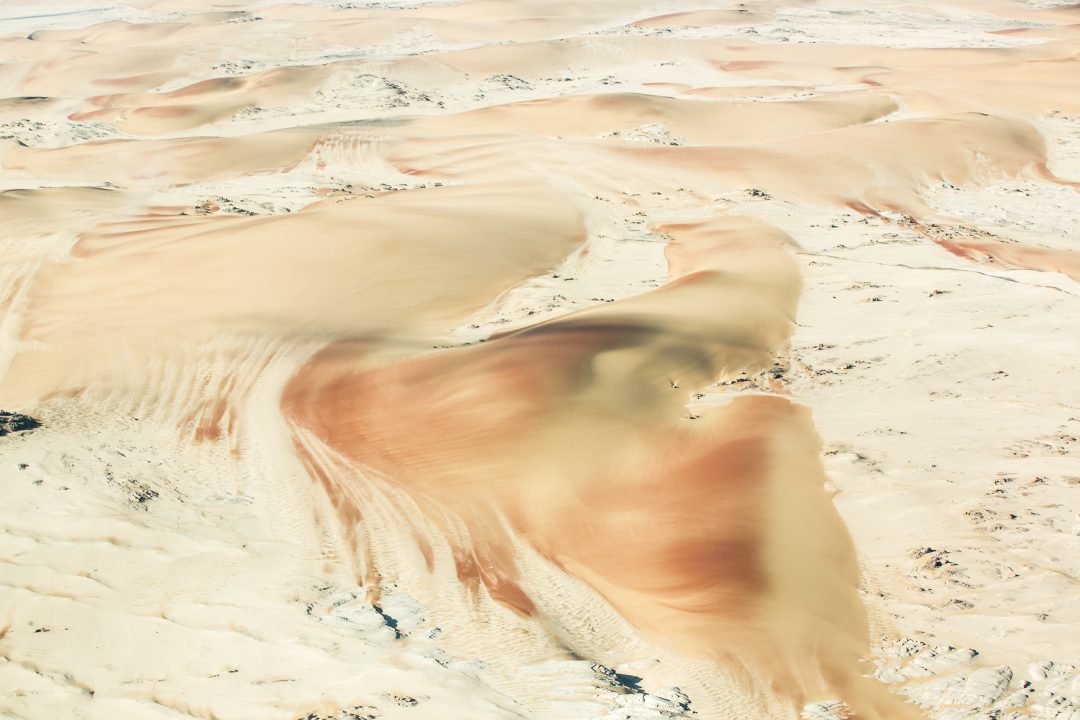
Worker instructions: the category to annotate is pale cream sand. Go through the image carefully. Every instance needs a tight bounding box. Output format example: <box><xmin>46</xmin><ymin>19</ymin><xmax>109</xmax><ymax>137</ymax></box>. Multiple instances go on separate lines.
<box><xmin>0</xmin><ymin>1</ymin><xmax>1078</xmax><ymax>720</ymax></box>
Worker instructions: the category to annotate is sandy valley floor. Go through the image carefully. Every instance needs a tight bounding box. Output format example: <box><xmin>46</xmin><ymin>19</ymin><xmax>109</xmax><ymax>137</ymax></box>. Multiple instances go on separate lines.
<box><xmin>1</xmin><ymin>1</ymin><xmax>1078</xmax><ymax>719</ymax></box>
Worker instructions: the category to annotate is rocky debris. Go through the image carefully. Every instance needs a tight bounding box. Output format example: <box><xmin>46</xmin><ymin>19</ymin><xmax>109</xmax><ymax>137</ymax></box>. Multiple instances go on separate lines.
<box><xmin>602</xmin><ymin>122</ymin><xmax>685</xmax><ymax>146</ymax></box>
<box><xmin>964</xmin><ymin>469</ymin><xmax>1080</xmax><ymax>559</ymax></box>
<box><xmin>944</xmin><ymin>666</ymin><xmax>1013</xmax><ymax>706</ymax></box>
<box><xmin>712</xmin><ymin>357</ymin><xmax>791</xmax><ymax>393</ymax></box>
<box><xmin>297</xmin><ymin>707</ymin><xmax>378</xmax><ymax>720</ymax></box>
<box><xmin>0</xmin><ymin>411</ymin><xmax>41</xmax><ymax>436</ymax></box>
<box><xmin>609</xmin><ymin>688</ymin><xmax>692</xmax><ymax>718</ymax></box>
<box><xmin>482</xmin><ymin>73</ymin><xmax>531</xmax><ymax>91</ymax></box>
<box><xmin>191</xmin><ymin>197</ymin><xmax>261</xmax><ymax>216</ymax></box>
<box><xmin>101</xmin><ymin>461</ymin><xmax>165</xmax><ymax>510</ymax></box>
<box><xmin>1008</xmin><ymin>429</ymin><xmax>1077</xmax><ymax>458</ymax></box>
<box><xmin>316</xmin><ymin>74</ymin><xmax>443</xmax><ymax>110</ymax></box>
<box><xmin>211</xmin><ymin>60</ymin><xmax>257</xmax><ymax>74</ymax></box>
<box><xmin>380</xmin><ymin>693</ymin><xmax>425</xmax><ymax>707</ymax></box>
<box><xmin>472</xmin><ymin>73</ymin><xmax>534</xmax><ymax>100</ymax></box>
<box><xmin>903</xmin><ymin>665</ymin><xmax>1017</xmax><ymax>714</ymax></box>
<box><xmin>908</xmin><ymin>546</ymin><xmax>971</xmax><ymax>587</ymax></box>
<box><xmin>376</xmin><ymin>593</ymin><xmax>424</xmax><ymax>636</ymax></box>
<box><xmin>0</xmin><ymin>118</ymin><xmax>117</xmax><ymax>147</ymax></box>
<box><xmin>801</xmin><ymin>700</ymin><xmax>851</xmax><ymax>719</ymax></box>
<box><xmin>874</xmin><ymin>639</ymin><xmax>978</xmax><ymax>682</ymax></box>
<box><xmin>522</xmin><ymin>660</ymin><xmax>693</xmax><ymax>718</ymax></box>
<box><xmin>306</xmin><ymin>588</ymin><xmax>400</xmax><ymax>642</ymax></box>
<box><xmin>876</xmin><ymin>637</ymin><xmax>1080</xmax><ymax>719</ymax></box>
<box><xmin>906</xmin><ymin>646</ymin><xmax>979</xmax><ymax>678</ymax></box>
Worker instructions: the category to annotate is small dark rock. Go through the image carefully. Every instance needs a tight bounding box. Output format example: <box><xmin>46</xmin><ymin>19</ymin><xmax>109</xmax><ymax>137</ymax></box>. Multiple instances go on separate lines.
<box><xmin>0</xmin><ymin>411</ymin><xmax>41</xmax><ymax>436</ymax></box>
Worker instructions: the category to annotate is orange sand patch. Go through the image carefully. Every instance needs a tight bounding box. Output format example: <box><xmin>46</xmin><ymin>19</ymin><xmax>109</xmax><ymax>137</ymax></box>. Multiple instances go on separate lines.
<box><xmin>937</xmin><ymin>237</ymin><xmax>1080</xmax><ymax>281</ymax></box>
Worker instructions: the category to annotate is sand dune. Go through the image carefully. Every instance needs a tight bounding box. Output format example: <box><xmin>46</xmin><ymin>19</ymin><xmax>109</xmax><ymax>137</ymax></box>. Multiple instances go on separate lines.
<box><xmin>1</xmin><ymin>180</ymin><xmax>584</xmax><ymax>403</ymax></box>
<box><xmin>3</xmin><ymin>132</ymin><xmax>313</xmax><ymax>183</ymax></box>
<box><xmin>632</xmin><ymin>8</ymin><xmax>776</xmax><ymax>28</ymax></box>
<box><xmin>935</xmin><ymin>235</ymin><xmax>1080</xmax><ymax>282</ymax></box>
<box><xmin>1</xmin><ymin>1</ymin><xmax>1078</xmax><ymax>719</ymax></box>
<box><xmin>417</xmin><ymin>92</ymin><xmax>900</xmax><ymax>145</ymax></box>
<box><xmin>71</xmin><ymin>66</ymin><xmax>332</xmax><ymax>135</ymax></box>
<box><xmin>284</xmin><ymin>215</ymin><xmax>919</xmax><ymax>718</ymax></box>
<box><xmin>379</xmin><ymin>110</ymin><xmax>1061</xmax><ymax>218</ymax></box>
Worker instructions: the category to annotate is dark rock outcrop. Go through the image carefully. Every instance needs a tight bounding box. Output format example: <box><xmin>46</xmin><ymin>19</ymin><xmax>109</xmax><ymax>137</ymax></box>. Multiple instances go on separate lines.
<box><xmin>0</xmin><ymin>412</ymin><xmax>41</xmax><ymax>436</ymax></box>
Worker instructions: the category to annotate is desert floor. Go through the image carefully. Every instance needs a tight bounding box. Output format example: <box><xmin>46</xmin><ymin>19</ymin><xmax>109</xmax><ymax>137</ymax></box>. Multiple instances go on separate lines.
<box><xmin>1</xmin><ymin>1</ymin><xmax>1078</xmax><ymax>719</ymax></box>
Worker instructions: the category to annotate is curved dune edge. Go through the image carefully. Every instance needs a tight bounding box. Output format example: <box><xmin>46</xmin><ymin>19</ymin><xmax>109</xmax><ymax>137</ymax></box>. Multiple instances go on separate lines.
<box><xmin>935</xmin><ymin>236</ymin><xmax>1080</xmax><ymax>282</ymax></box>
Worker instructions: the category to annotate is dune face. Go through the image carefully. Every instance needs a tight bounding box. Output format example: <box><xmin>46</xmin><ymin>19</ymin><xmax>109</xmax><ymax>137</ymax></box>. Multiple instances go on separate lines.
<box><xmin>2</xmin><ymin>2</ymin><xmax>1079</xmax><ymax>720</ymax></box>
<box><xmin>285</xmin><ymin>214</ymin><xmax>803</xmax><ymax>621</ymax></box>
<box><xmin>70</xmin><ymin>66</ymin><xmax>332</xmax><ymax>135</ymax></box>
<box><xmin>284</xmin><ymin>217</ymin><xmax>915</xmax><ymax>717</ymax></box>
<box><xmin>1</xmin><ymin>180</ymin><xmax>585</xmax><ymax>401</ymax></box>
<box><xmin>409</xmin><ymin>92</ymin><xmax>902</xmax><ymax>145</ymax></box>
